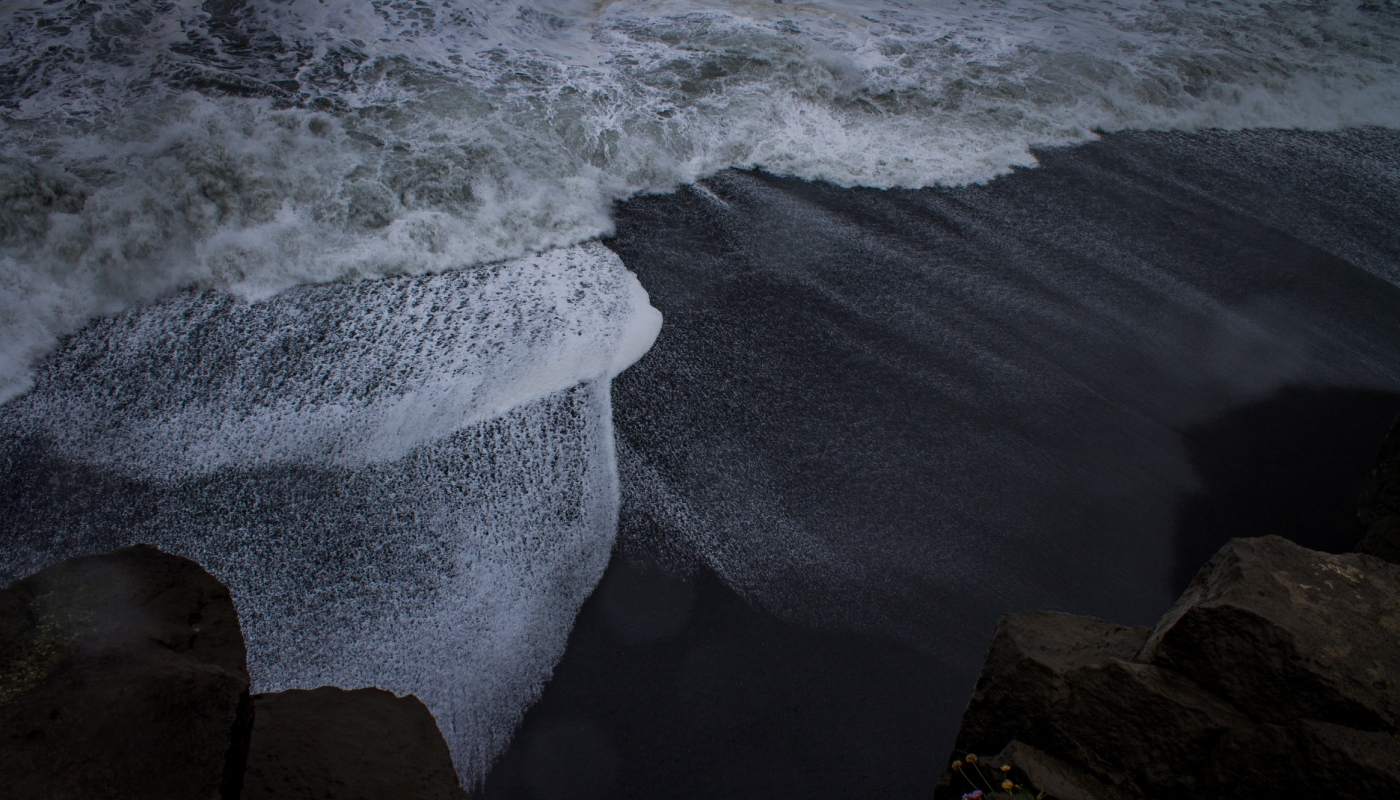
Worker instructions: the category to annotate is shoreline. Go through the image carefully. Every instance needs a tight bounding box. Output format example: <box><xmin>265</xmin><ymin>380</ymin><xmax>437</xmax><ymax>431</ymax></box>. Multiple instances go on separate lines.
<box><xmin>2</xmin><ymin>128</ymin><xmax>1400</xmax><ymax>795</ymax></box>
<box><xmin>486</xmin><ymin>127</ymin><xmax>1400</xmax><ymax>797</ymax></box>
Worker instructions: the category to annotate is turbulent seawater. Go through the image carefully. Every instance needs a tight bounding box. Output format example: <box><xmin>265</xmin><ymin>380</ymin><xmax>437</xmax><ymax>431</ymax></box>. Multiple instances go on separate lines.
<box><xmin>5</xmin><ymin>0</ymin><xmax>1400</xmax><ymax>399</ymax></box>
<box><xmin>3</xmin><ymin>0</ymin><xmax>1400</xmax><ymax>788</ymax></box>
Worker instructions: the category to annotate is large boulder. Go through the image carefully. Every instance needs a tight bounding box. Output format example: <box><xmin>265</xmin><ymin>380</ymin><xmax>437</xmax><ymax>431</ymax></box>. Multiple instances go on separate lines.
<box><xmin>937</xmin><ymin>611</ymin><xmax>1252</xmax><ymax>798</ymax></box>
<box><xmin>242</xmin><ymin>686</ymin><xmax>469</xmax><ymax>800</ymax></box>
<box><xmin>1358</xmin><ymin>412</ymin><xmax>1400</xmax><ymax>563</ymax></box>
<box><xmin>1204</xmin><ymin>718</ymin><xmax>1400</xmax><ymax>799</ymax></box>
<box><xmin>947</xmin><ymin>611</ymin><xmax>1151</xmax><ymax>765</ymax></box>
<box><xmin>1055</xmin><ymin>657</ymin><xmax>1249</xmax><ymax>797</ymax></box>
<box><xmin>940</xmin><ymin>536</ymin><xmax>1400</xmax><ymax>799</ymax></box>
<box><xmin>1139</xmin><ymin>535</ymin><xmax>1400</xmax><ymax>732</ymax></box>
<box><xmin>0</xmin><ymin>544</ymin><xmax>252</xmax><ymax>800</ymax></box>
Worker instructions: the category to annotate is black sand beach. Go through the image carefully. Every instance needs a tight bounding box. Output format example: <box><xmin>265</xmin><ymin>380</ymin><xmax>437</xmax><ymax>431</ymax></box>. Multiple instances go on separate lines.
<box><xmin>483</xmin><ymin>128</ymin><xmax>1400</xmax><ymax>798</ymax></box>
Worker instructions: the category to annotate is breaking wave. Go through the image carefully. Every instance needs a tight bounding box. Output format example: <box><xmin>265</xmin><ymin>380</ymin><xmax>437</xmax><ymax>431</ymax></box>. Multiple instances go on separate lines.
<box><xmin>2</xmin><ymin>0</ymin><xmax>1399</xmax><ymax>398</ymax></box>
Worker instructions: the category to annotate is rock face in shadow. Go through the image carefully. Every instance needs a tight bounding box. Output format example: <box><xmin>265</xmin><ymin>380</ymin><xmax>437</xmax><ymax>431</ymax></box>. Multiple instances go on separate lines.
<box><xmin>1207</xmin><ymin>719</ymin><xmax>1400</xmax><ymax>800</ymax></box>
<box><xmin>1143</xmin><ymin>536</ymin><xmax>1400</xmax><ymax>732</ymax></box>
<box><xmin>937</xmin><ymin>536</ymin><xmax>1400</xmax><ymax>800</ymax></box>
<box><xmin>243</xmin><ymin>686</ymin><xmax>469</xmax><ymax>800</ymax></box>
<box><xmin>984</xmin><ymin>741</ymin><xmax>1128</xmax><ymax>800</ymax></box>
<box><xmin>1</xmin><ymin>547</ymin><xmax>472</xmax><ymax>800</ymax></box>
<box><xmin>949</xmin><ymin>611</ymin><xmax>1152</xmax><ymax>768</ymax></box>
<box><xmin>1359</xmin><ymin>413</ymin><xmax>1400</xmax><ymax>564</ymax></box>
<box><xmin>0</xmin><ymin>544</ymin><xmax>253</xmax><ymax>800</ymax></box>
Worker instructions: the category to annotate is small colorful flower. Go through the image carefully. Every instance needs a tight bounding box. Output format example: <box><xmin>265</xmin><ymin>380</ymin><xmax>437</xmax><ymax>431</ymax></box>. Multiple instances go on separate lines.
<box><xmin>951</xmin><ymin>760</ymin><xmax>963</xmax><ymax>771</ymax></box>
<box><xmin>1000</xmin><ymin>765</ymin><xmax>1012</xmax><ymax>773</ymax></box>
<box><xmin>966</xmin><ymin>754</ymin><xmax>979</xmax><ymax>764</ymax></box>
<box><xmin>960</xmin><ymin>792</ymin><xmax>983</xmax><ymax>800</ymax></box>
<box><xmin>1002</xmin><ymin>779</ymin><xmax>1015</xmax><ymax>790</ymax></box>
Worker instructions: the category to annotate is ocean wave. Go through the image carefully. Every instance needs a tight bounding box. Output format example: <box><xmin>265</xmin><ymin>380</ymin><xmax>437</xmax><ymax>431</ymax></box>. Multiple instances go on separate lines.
<box><xmin>0</xmin><ymin>240</ymin><xmax>660</xmax><ymax>782</ymax></box>
<box><xmin>2</xmin><ymin>0</ymin><xmax>1399</xmax><ymax>399</ymax></box>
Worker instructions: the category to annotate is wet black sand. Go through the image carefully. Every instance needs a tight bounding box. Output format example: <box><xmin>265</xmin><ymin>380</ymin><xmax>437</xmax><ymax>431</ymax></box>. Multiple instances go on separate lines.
<box><xmin>483</xmin><ymin>129</ymin><xmax>1400</xmax><ymax>799</ymax></box>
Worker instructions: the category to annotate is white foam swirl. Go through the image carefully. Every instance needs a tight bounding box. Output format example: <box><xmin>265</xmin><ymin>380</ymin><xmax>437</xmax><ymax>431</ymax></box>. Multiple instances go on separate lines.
<box><xmin>2</xmin><ymin>0</ymin><xmax>1399</xmax><ymax>398</ymax></box>
<box><xmin>1</xmin><ymin>241</ymin><xmax>660</xmax><ymax>783</ymax></box>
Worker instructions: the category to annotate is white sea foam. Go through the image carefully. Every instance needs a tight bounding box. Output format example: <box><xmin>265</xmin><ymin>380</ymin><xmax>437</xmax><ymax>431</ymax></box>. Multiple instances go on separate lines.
<box><xmin>16</xmin><ymin>242</ymin><xmax>660</xmax><ymax>473</ymax></box>
<box><xmin>2</xmin><ymin>0</ymin><xmax>1399</xmax><ymax>396</ymax></box>
<box><xmin>1</xmin><ymin>241</ymin><xmax>659</xmax><ymax>782</ymax></box>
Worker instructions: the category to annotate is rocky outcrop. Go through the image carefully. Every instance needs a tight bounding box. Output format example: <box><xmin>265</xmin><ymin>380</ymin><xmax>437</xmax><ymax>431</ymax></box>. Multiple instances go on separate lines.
<box><xmin>1206</xmin><ymin>718</ymin><xmax>1400</xmax><ymax>799</ymax></box>
<box><xmin>1141</xmin><ymin>536</ymin><xmax>1400</xmax><ymax>731</ymax></box>
<box><xmin>0</xmin><ymin>545</ymin><xmax>253</xmax><ymax>800</ymax></box>
<box><xmin>1</xmin><ymin>545</ymin><xmax>472</xmax><ymax>800</ymax></box>
<box><xmin>1359</xmin><ymin>413</ymin><xmax>1400</xmax><ymax>564</ymax></box>
<box><xmin>244</xmin><ymin>686</ymin><xmax>469</xmax><ymax>800</ymax></box>
<box><xmin>987</xmin><ymin>740</ymin><xmax>1128</xmax><ymax>800</ymax></box>
<box><xmin>946</xmin><ymin>611</ymin><xmax>1152</xmax><ymax>777</ymax></box>
<box><xmin>937</xmin><ymin>536</ymin><xmax>1400</xmax><ymax>800</ymax></box>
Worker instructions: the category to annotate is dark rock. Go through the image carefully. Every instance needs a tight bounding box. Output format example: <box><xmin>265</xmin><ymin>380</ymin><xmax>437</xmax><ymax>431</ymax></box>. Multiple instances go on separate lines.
<box><xmin>242</xmin><ymin>685</ymin><xmax>469</xmax><ymax>800</ymax></box>
<box><xmin>949</xmin><ymin>611</ymin><xmax>1151</xmax><ymax>762</ymax></box>
<box><xmin>941</xmin><ymin>536</ymin><xmax>1400</xmax><ymax>798</ymax></box>
<box><xmin>988</xmin><ymin>740</ymin><xmax>1127</xmax><ymax>800</ymax></box>
<box><xmin>1140</xmin><ymin>535</ymin><xmax>1400</xmax><ymax>732</ymax></box>
<box><xmin>940</xmin><ymin>609</ymin><xmax>1266</xmax><ymax>798</ymax></box>
<box><xmin>935</xmin><ymin>612</ymin><xmax>1152</xmax><ymax>798</ymax></box>
<box><xmin>1205</xmin><ymin>718</ymin><xmax>1400</xmax><ymax>799</ymax></box>
<box><xmin>1359</xmin><ymin>412</ymin><xmax>1400</xmax><ymax>564</ymax></box>
<box><xmin>1358</xmin><ymin>516</ymin><xmax>1400</xmax><ymax>565</ymax></box>
<box><xmin>0</xmin><ymin>544</ymin><xmax>252</xmax><ymax>800</ymax></box>
<box><xmin>1057</xmin><ymin>657</ymin><xmax>1248</xmax><ymax>797</ymax></box>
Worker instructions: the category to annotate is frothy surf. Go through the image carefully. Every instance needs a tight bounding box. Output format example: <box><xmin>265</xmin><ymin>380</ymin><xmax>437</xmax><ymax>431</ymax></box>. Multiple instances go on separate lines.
<box><xmin>0</xmin><ymin>242</ymin><xmax>660</xmax><ymax>781</ymax></box>
<box><xmin>2</xmin><ymin>0</ymin><xmax>1399</xmax><ymax>783</ymax></box>
<box><xmin>3</xmin><ymin>0</ymin><xmax>1399</xmax><ymax>397</ymax></box>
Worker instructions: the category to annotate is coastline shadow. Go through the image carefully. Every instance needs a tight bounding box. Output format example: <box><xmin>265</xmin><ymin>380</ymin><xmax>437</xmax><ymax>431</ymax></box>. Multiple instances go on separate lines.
<box><xmin>1171</xmin><ymin>386</ymin><xmax>1400</xmax><ymax>594</ymax></box>
<box><xmin>480</xmin><ymin>542</ymin><xmax>967</xmax><ymax>800</ymax></box>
